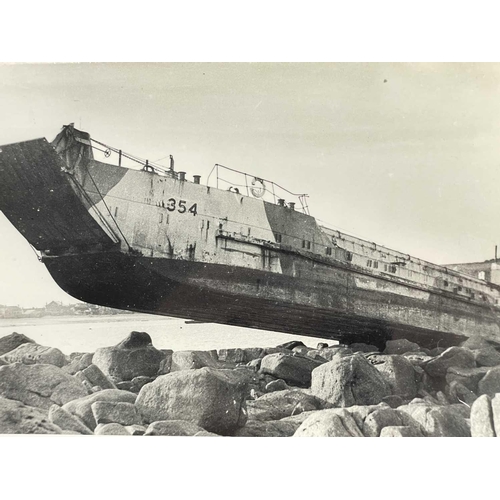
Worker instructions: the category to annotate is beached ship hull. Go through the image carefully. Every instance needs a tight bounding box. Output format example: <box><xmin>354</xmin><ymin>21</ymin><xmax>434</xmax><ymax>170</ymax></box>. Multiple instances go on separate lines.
<box><xmin>1</xmin><ymin>125</ymin><xmax>500</xmax><ymax>348</ymax></box>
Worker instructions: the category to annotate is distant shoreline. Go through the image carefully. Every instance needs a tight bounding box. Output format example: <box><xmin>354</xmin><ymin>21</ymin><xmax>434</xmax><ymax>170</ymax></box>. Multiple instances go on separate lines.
<box><xmin>0</xmin><ymin>313</ymin><xmax>178</xmax><ymax>328</ymax></box>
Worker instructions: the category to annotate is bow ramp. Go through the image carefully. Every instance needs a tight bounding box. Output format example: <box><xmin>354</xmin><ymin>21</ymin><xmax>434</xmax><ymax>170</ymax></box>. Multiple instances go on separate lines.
<box><xmin>0</xmin><ymin>137</ymin><xmax>118</xmax><ymax>253</ymax></box>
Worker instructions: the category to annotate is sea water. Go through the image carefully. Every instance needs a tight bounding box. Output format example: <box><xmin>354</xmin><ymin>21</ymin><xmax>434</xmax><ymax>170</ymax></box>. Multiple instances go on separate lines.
<box><xmin>0</xmin><ymin>314</ymin><xmax>333</xmax><ymax>355</ymax></box>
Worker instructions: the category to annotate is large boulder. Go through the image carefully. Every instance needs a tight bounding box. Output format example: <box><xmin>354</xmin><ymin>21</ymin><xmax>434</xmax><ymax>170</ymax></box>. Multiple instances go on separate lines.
<box><xmin>368</xmin><ymin>354</ymin><xmax>417</xmax><ymax>398</ymax></box>
<box><xmin>398</xmin><ymin>402</ymin><xmax>471</xmax><ymax>437</ymax></box>
<box><xmin>62</xmin><ymin>389</ymin><xmax>137</xmax><ymax>430</ymax></box>
<box><xmin>493</xmin><ymin>393</ymin><xmax>500</xmax><ymax>436</ymax></box>
<box><xmin>311</xmin><ymin>353</ymin><xmax>391</xmax><ymax>407</ymax></box>
<box><xmin>243</xmin><ymin>348</ymin><xmax>265</xmax><ymax>362</ymax></box>
<box><xmin>0</xmin><ymin>332</ymin><xmax>35</xmax><ymax>356</ymax></box>
<box><xmin>170</xmin><ymin>350</ymin><xmax>219</xmax><ymax>371</ymax></box>
<box><xmin>94</xmin><ymin>423</ymin><xmax>130</xmax><ymax>435</ymax></box>
<box><xmin>81</xmin><ymin>364</ymin><xmax>117</xmax><ymax>390</ymax></box>
<box><xmin>157</xmin><ymin>350</ymin><xmax>173</xmax><ymax>375</ymax></box>
<box><xmin>293</xmin><ymin>408</ymin><xmax>365</xmax><ymax>437</ymax></box>
<box><xmin>362</xmin><ymin>407</ymin><xmax>423</xmax><ymax>437</ymax></box>
<box><xmin>470</xmin><ymin>394</ymin><xmax>496</xmax><ymax>437</ymax></box>
<box><xmin>446</xmin><ymin>380</ymin><xmax>478</xmax><ymax>407</ymax></box>
<box><xmin>92</xmin><ymin>332</ymin><xmax>164</xmax><ymax>381</ymax></box>
<box><xmin>0</xmin><ymin>363</ymin><xmax>89</xmax><ymax>409</ymax></box>
<box><xmin>306</xmin><ymin>347</ymin><xmax>353</xmax><ymax>362</ymax></box>
<box><xmin>276</xmin><ymin>340</ymin><xmax>307</xmax><ymax>350</ymax></box>
<box><xmin>218</xmin><ymin>348</ymin><xmax>245</xmax><ymax>364</ymax></box>
<box><xmin>144</xmin><ymin>420</ymin><xmax>210</xmax><ymax>436</ymax></box>
<box><xmin>421</xmin><ymin>347</ymin><xmax>475</xmax><ymax>379</ymax></box>
<box><xmin>1</xmin><ymin>343</ymin><xmax>67</xmax><ymax>367</ymax></box>
<box><xmin>48</xmin><ymin>404</ymin><xmax>93</xmax><ymax>435</ymax></box>
<box><xmin>472</xmin><ymin>347</ymin><xmax>500</xmax><ymax>367</ymax></box>
<box><xmin>116</xmin><ymin>376</ymin><xmax>155</xmax><ymax>394</ymax></box>
<box><xmin>91</xmin><ymin>401</ymin><xmax>142</xmax><ymax>426</ymax></box>
<box><xmin>477</xmin><ymin>367</ymin><xmax>500</xmax><ymax>397</ymax></box>
<box><xmin>246</xmin><ymin>389</ymin><xmax>325</xmax><ymax>421</ymax></box>
<box><xmin>0</xmin><ymin>397</ymin><xmax>63</xmax><ymax>434</ymax></box>
<box><xmin>136</xmin><ymin>367</ymin><xmax>249</xmax><ymax>435</ymax></box>
<box><xmin>125</xmin><ymin>424</ymin><xmax>147</xmax><ymax>435</ymax></box>
<box><xmin>260</xmin><ymin>352</ymin><xmax>324</xmax><ymax>386</ymax></box>
<box><xmin>461</xmin><ymin>335</ymin><xmax>494</xmax><ymax>350</ymax></box>
<box><xmin>62</xmin><ymin>353</ymin><xmax>94</xmax><ymax>375</ymax></box>
<box><xmin>233</xmin><ymin>419</ymin><xmax>300</xmax><ymax>437</ymax></box>
<box><xmin>347</xmin><ymin>343</ymin><xmax>379</xmax><ymax>353</ymax></box>
<box><xmin>380</xmin><ymin>426</ymin><xmax>423</xmax><ymax>437</ymax></box>
<box><xmin>445</xmin><ymin>366</ymin><xmax>490</xmax><ymax>392</ymax></box>
<box><xmin>384</xmin><ymin>339</ymin><xmax>421</xmax><ymax>355</ymax></box>
<box><xmin>265</xmin><ymin>379</ymin><xmax>289</xmax><ymax>393</ymax></box>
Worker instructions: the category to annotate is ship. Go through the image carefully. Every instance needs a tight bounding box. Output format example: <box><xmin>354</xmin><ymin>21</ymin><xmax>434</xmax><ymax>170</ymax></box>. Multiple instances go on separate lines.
<box><xmin>1</xmin><ymin>124</ymin><xmax>500</xmax><ymax>349</ymax></box>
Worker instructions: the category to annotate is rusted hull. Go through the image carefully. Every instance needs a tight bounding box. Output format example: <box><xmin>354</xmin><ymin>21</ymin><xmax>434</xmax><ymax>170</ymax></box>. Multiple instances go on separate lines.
<box><xmin>41</xmin><ymin>251</ymin><xmax>495</xmax><ymax>348</ymax></box>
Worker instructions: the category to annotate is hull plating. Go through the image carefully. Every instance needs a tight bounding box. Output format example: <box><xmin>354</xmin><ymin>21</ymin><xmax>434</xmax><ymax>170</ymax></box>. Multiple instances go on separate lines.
<box><xmin>42</xmin><ymin>252</ymin><xmax>496</xmax><ymax>348</ymax></box>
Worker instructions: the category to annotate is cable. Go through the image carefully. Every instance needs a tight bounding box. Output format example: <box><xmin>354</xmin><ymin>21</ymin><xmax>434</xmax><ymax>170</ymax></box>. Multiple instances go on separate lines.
<box><xmin>79</xmin><ymin>165</ymin><xmax>133</xmax><ymax>251</ymax></box>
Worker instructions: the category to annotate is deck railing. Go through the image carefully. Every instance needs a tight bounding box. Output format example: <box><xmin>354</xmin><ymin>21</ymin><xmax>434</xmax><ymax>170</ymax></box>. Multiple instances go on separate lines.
<box><xmin>207</xmin><ymin>163</ymin><xmax>310</xmax><ymax>215</ymax></box>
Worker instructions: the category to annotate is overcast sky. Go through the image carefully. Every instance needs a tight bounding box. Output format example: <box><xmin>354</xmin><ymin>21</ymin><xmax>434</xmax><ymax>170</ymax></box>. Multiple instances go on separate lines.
<box><xmin>1</xmin><ymin>62</ymin><xmax>500</xmax><ymax>307</ymax></box>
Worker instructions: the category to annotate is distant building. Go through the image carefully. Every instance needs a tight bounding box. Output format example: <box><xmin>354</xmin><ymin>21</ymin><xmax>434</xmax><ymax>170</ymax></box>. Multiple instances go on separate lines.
<box><xmin>2</xmin><ymin>306</ymin><xmax>23</xmax><ymax>318</ymax></box>
<box><xmin>45</xmin><ymin>301</ymin><xmax>68</xmax><ymax>316</ymax></box>
<box><xmin>22</xmin><ymin>308</ymin><xmax>44</xmax><ymax>318</ymax></box>
<box><xmin>446</xmin><ymin>260</ymin><xmax>500</xmax><ymax>286</ymax></box>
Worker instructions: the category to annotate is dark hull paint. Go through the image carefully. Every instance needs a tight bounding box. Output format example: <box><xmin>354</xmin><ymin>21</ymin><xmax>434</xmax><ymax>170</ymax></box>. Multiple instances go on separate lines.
<box><xmin>42</xmin><ymin>251</ymin><xmax>477</xmax><ymax>348</ymax></box>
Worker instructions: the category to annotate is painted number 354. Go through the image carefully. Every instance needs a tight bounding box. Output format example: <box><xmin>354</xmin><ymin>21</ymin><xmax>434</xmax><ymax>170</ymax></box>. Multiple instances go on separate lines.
<box><xmin>166</xmin><ymin>198</ymin><xmax>198</xmax><ymax>216</ymax></box>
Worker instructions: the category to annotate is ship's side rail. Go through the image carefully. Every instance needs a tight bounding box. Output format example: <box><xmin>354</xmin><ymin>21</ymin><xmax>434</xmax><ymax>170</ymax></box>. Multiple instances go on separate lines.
<box><xmin>319</xmin><ymin>225</ymin><xmax>499</xmax><ymax>304</ymax></box>
<box><xmin>216</xmin><ymin>229</ymin><xmax>500</xmax><ymax>309</ymax></box>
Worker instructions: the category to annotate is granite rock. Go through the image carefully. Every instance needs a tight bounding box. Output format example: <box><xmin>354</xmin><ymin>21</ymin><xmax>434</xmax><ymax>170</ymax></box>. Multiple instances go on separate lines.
<box><xmin>170</xmin><ymin>350</ymin><xmax>219</xmax><ymax>371</ymax></box>
<box><xmin>445</xmin><ymin>366</ymin><xmax>490</xmax><ymax>393</ymax></box>
<box><xmin>0</xmin><ymin>363</ymin><xmax>89</xmax><ymax>409</ymax></box>
<box><xmin>246</xmin><ymin>389</ymin><xmax>324</xmax><ymax>421</ymax></box>
<box><xmin>233</xmin><ymin>419</ymin><xmax>300</xmax><ymax>437</ymax></box>
<box><xmin>136</xmin><ymin>367</ymin><xmax>249</xmax><ymax>435</ymax></box>
<box><xmin>82</xmin><ymin>364</ymin><xmax>117</xmax><ymax>390</ymax></box>
<box><xmin>0</xmin><ymin>396</ymin><xmax>63</xmax><ymax>434</ymax></box>
<box><xmin>384</xmin><ymin>339</ymin><xmax>421</xmax><ymax>355</ymax></box>
<box><xmin>260</xmin><ymin>352</ymin><xmax>324</xmax><ymax>386</ymax></box>
<box><xmin>311</xmin><ymin>353</ymin><xmax>391</xmax><ymax>407</ymax></box>
<box><xmin>293</xmin><ymin>408</ymin><xmax>365</xmax><ymax>437</ymax></box>
<box><xmin>477</xmin><ymin>367</ymin><xmax>500</xmax><ymax>397</ymax></box>
<box><xmin>472</xmin><ymin>347</ymin><xmax>500</xmax><ymax>367</ymax></box>
<box><xmin>94</xmin><ymin>423</ymin><xmax>130</xmax><ymax>435</ymax></box>
<box><xmin>369</xmin><ymin>354</ymin><xmax>417</xmax><ymax>398</ymax></box>
<box><xmin>380</xmin><ymin>425</ymin><xmax>423</xmax><ymax>437</ymax></box>
<box><xmin>91</xmin><ymin>401</ymin><xmax>142</xmax><ymax>426</ymax></box>
<box><xmin>470</xmin><ymin>394</ymin><xmax>496</xmax><ymax>437</ymax></box>
<box><xmin>1</xmin><ymin>343</ymin><xmax>67</xmax><ymax>367</ymax></box>
<box><xmin>62</xmin><ymin>353</ymin><xmax>94</xmax><ymax>375</ymax></box>
<box><xmin>398</xmin><ymin>402</ymin><xmax>471</xmax><ymax>437</ymax></box>
<box><xmin>92</xmin><ymin>332</ymin><xmax>164</xmax><ymax>381</ymax></box>
<box><xmin>265</xmin><ymin>379</ymin><xmax>289</xmax><ymax>393</ymax></box>
<box><xmin>421</xmin><ymin>347</ymin><xmax>475</xmax><ymax>379</ymax></box>
<box><xmin>144</xmin><ymin>420</ymin><xmax>210</xmax><ymax>436</ymax></box>
<box><xmin>0</xmin><ymin>332</ymin><xmax>35</xmax><ymax>356</ymax></box>
<box><xmin>48</xmin><ymin>404</ymin><xmax>93</xmax><ymax>435</ymax></box>
<box><xmin>218</xmin><ymin>348</ymin><xmax>246</xmax><ymax>363</ymax></box>
<box><xmin>62</xmin><ymin>389</ymin><xmax>137</xmax><ymax>430</ymax></box>
<box><xmin>362</xmin><ymin>407</ymin><xmax>422</xmax><ymax>437</ymax></box>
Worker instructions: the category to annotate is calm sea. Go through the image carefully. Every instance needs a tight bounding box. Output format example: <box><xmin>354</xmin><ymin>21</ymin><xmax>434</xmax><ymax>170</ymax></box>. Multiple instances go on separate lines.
<box><xmin>0</xmin><ymin>314</ymin><xmax>333</xmax><ymax>355</ymax></box>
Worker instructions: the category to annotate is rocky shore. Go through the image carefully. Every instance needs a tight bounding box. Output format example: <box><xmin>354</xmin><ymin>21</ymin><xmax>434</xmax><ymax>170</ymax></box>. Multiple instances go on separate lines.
<box><xmin>1</xmin><ymin>330</ymin><xmax>500</xmax><ymax>436</ymax></box>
